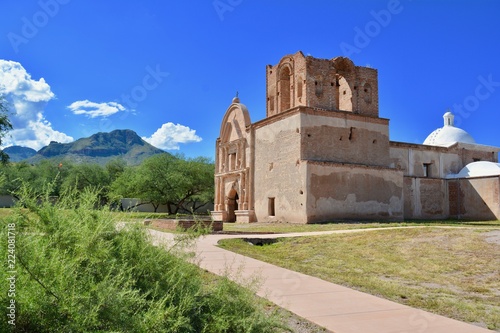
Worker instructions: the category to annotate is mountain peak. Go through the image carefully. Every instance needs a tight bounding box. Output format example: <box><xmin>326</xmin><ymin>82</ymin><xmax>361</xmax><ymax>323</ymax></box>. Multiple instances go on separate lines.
<box><xmin>3</xmin><ymin>146</ymin><xmax>37</xmax><ymax>162</ymax></box>
<box><xmin>24</xmin><ymin>129</ymin><xmax>165</xmax><ymax>165</ymax></box>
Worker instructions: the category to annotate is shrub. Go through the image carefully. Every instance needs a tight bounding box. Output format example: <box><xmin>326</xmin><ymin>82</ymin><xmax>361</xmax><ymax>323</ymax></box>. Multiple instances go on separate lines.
<box><xmin>0</xmin><ymin>185</ymin><xmax>287</xmax><ymax>332</ymax></box>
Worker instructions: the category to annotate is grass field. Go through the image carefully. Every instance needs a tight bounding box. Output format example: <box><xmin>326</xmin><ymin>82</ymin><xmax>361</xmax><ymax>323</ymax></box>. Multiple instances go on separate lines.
<box><xmin>219</xmin><ymin>227</ymin><xmax>500</xmax><ymax>331</ymax></box>
<box><xmin>0</xmin><ymin>208</ymin><xmax>14</xmax><ymax>219</ymax></box>
<box><xmin>222</xmin><ymin>220</ymin><xmax>500</xmax><ymax>233</ymax></box>
<box><xmin>3</xmin><ymin>207</ymin><xmax>498</xmax><ymax>232</ymax></box>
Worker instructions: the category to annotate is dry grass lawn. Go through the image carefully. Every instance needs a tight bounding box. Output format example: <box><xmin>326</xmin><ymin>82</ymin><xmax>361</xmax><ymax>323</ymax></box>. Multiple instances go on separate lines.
<box><xmin>219</xmin><ymin>227</ymin><xmax>500</xmax><ymax>331</ymax></box>
<box><xmin>222</xmin><ymin>220</ymin><xmax>500</xmax><ymax>234</ymax></box>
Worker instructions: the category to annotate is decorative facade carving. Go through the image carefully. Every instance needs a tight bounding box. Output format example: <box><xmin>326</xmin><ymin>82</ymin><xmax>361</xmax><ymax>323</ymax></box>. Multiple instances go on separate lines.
<box><xmin>211</xmin><ymin>98</ymin><xmax>254</xmax><ymax>223</ymax></box>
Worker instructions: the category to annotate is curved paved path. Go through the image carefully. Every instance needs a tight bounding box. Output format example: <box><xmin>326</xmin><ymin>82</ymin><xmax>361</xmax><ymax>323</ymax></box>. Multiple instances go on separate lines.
<box><xmin>149</xmin><ymin>227</ymin><xmax>495</xmax><ymax>333</ymax></box>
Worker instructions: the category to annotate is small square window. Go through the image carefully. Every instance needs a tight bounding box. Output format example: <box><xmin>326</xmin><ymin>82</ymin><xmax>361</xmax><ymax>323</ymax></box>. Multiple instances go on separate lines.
<box><xmin>423</xmin><ymin>163</ymin><xmax>432</xmax><ymax>178</ymax></box>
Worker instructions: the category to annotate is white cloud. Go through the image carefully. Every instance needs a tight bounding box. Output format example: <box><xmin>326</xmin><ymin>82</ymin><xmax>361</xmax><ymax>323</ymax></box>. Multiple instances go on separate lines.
<box><xmin>143</xmin><ymin>122</ymin><xmax>202</xmax><ymax>150</ymax></box>
<box><xmin>68</xmin><ymin>100</ymin><xmax>126</xmax><ymax>118</ymax></box>
<box><xmin>0</xmin><ymin>60</ymin><xmax>54</xmax><ymax>102</ymax></box>
<box><xmin>0</xmin><ymin>60</ymin><xmax>73</xmax><ymax>150</ymax></box>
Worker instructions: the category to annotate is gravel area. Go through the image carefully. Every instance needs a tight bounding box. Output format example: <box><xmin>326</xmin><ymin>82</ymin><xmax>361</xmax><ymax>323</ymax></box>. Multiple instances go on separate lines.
<box><xmin>274</xmin><ymin>307</ymin><xmax>331</xmax><ymax>333</ymax></box>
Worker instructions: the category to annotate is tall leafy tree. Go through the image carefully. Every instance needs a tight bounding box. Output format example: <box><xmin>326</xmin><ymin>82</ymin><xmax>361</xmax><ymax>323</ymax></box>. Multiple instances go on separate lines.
<box><xmin>105</xmin><ymin>158</ymin><xmax>127</xmax><ymax>182</ymax></box>
<box><xmin>61</xmin><ymin>163</ymin><xmax>111</xmax><ymax>202</ymax></box>
<box><xmin>0</xmin><ymin>160</ymin><xmax>74</xmax><ymax>197</ymax></box>
<box><xmin>111</xmin><ymin>154</ymin><xmax>214</xmax><ymax>213</ymax></box>
<box><xmin>169</xmin><ymin>156</ymin><xmax>214</xmax><ymax>214</ymax></box>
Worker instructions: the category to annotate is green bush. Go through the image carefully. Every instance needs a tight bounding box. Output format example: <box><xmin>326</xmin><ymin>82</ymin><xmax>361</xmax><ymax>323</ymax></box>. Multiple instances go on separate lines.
<box><xmin>0</xmin><ymin>185</ymin><xmax>287</xmax><ymax>332</ymax></box>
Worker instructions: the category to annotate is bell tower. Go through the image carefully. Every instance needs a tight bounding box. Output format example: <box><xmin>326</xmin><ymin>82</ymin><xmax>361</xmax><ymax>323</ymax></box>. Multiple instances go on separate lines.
<box><xmin>265</xmin><ymin>51</ymin><xmax>379</xmax><ymax>118</ymax></box>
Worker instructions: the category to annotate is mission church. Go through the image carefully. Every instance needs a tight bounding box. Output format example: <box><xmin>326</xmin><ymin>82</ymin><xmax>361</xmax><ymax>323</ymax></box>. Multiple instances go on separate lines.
<box><xmin>211</xmin><ymin>52</ymin><xmax>500</xmax><ymax>223</ymax></box>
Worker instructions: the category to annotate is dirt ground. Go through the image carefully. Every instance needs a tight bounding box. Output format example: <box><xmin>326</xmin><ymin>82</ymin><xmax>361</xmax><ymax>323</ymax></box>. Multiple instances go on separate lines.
<box><xmin>485</xmin><ymin>230</ymin><xmax>500</xmax><ymax>245</ymax></box>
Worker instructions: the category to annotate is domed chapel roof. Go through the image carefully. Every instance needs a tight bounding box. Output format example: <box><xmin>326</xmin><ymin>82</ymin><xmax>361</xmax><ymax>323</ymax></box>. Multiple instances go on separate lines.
<box><xmin>423</xmin><ymin>112</ymin><xmax>476</xmax><ymax>146</ymax></box>
<box><xmin>447</xmin><ymin>161</ymin><xmax>500</xmax><ymax>179</ymax></box>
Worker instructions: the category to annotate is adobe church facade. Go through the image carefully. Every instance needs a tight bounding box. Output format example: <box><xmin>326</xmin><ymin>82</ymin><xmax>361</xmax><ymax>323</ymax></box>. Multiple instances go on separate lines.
<box><xmin>211</xmin><ymin>52</ymin><xmax>500</xmax><ymax>223</ymax></box>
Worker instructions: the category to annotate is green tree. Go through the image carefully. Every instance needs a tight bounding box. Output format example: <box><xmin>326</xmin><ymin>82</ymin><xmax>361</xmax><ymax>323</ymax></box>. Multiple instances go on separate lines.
<box><xmin>0</xmin><ymin>96</ymin><xmax>13</xmax><ymax>164</ymax></box>
<box><xmin>105</xmin><ymin>158</ymin><xmax>126</xmax><ymax>182</ymax></box>
<box><xmin>109</xmin><ymin>166</ymin><xmax>136</xmax><ymax>202</ymax></box>
<box><xmin>31</xmin><ymin>160</ymin><xmax>73</xmax><ymax>196</ymax></box>
<box><xmin>169</xmin><ymin>156</ymin><xmax>214</xmax><ymax>214</ymax></box>
<box><xmin>111</xmin><ymin>154</ymin><xmax>214</xmax><ymax>213</ymax></box>
<box><xmin>61</xmin><ymin>163</ymin><xmax>111</xmax><ymax>202</ymax></box>
<box><xmin>0</xmin><ymin>160</ymin><xmax>72</xmax><ymax>197</ymax></box>
<box><xmin>111</xmin><ymin>153</ymin><xmax>177</xmax><ymax>212</ymax></box>
<box><xmin>0</xmin><ymin>162</ymin><xmax>32</xmax><ymax>195</ymax></box>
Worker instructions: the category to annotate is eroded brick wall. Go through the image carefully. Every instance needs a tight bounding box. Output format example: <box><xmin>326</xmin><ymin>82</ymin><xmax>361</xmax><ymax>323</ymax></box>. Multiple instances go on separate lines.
<box><xmin>403</xmin><ymin>177</ymin><xmax>448</xmax><ymax>219</ymax></box>
<box><xmin>266</xmin><ymin>52</ymin><xmax>379</xmax><ymax>118</ymax></box>
<box><xmin>306</xmin><ymin>161</ymin><xmax>404</xmax><ymax>222</ymax></box>
<box><xmin>300</xmin><ymin>109</ymin><xmax>390</xmax><ymax>167</ymax></box>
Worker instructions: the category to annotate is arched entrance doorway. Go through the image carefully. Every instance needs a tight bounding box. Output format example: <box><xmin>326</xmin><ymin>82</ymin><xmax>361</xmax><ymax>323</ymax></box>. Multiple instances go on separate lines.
<box><xmin>227</xmin><ymin>190</ymin><xmax>239</xmax><ymax>222</ymax></box>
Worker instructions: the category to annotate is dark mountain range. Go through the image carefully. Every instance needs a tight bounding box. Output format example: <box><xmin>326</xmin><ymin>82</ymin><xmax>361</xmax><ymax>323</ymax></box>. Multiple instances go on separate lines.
<box><xmin>3</xmin><ymin>146</ymin><xmax>37</xmax><ymax>162</ymax></box>
<box><xmin>8</xmin><ymin>129</ymin><xmax>166</xmax><ymax>165</ymax></box>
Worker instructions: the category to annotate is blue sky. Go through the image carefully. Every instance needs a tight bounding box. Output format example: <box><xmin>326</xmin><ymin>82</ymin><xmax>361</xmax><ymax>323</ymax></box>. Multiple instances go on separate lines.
<box><xmin>1</xmin><ymin>0</ymin><xmax>499</xmax><ymax>159</ymax></box>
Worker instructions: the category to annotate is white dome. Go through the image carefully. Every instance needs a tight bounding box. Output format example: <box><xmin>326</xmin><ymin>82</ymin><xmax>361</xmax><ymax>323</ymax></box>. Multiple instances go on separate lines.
<box><xmin>423</xmin><ymin>112</ymin><xmax>475</xmax><ymax>146</ymax></box>
<box><xmin>447</xmin><ymin>161</ymin><xmax>500</xmax><ymax>179</ymax></box>
<box><xmin>423</xmin><ymin>126</ymin><xmax>476</xmax><ymax>146</ymax></box>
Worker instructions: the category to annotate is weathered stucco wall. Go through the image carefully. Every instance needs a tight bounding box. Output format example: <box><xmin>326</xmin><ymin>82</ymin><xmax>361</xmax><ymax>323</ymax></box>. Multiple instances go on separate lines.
<box><xmin>455</xmin><ymin>143</ymin><xmax>498</xmax><ymax>166</ymax></box>
<box><xmin>390</xmin><ymin>143</ymin><xmax>462</xmax><ymax>178</ymax></box>
<box><xmin>390</xmin><ymin>142</ymin><xmax>499</xmax><ymax>179</ymax></box>
<box><xmin>403</xmin><ymin>177</ymin><xmax>448</xmax><ymax>219</ymax></box>
<box><xmin>253</xmin><ymin>113</ymin><xmax>308</xmax><ymax>222</ymax></box>
<box><xmin>306</xmin><ymin>161</ymin><xmax>403</xmax><ymax>223</ymax></box>
<box><xmin>300</xmin><ymin>110</ymin><xmax>390</xmax><ymax>167</ymax></box>
<box><xmin>449</xmin><ymin>177</ymin><xmax>500</xmax><ymax>220</ymax></box>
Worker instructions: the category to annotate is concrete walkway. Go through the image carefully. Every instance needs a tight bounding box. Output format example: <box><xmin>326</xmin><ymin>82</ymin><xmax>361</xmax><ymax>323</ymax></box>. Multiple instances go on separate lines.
<box><xmin>148</xmin><ymin>228</ymin><xmax>494</xmax><ymax>333</ymax></box>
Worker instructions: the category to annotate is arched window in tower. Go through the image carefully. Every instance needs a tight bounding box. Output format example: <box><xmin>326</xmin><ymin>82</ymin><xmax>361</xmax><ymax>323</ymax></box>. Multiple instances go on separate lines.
<box><xmin>278</xmin><ymin>66</ymin><xmax>291</xmax><ymax>112</ymax></box>
<box><xmin>338</xmin><ymin>76</ymin><xmax>353</xmax><ymax>111</ymax></box>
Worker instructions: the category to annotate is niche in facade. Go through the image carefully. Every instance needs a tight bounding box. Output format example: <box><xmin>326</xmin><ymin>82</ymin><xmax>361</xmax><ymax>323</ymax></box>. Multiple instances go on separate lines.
<box><xmin>278</xmin><ymin>66</ymin><xmax>291</xmax><ymax>112</ymax></box>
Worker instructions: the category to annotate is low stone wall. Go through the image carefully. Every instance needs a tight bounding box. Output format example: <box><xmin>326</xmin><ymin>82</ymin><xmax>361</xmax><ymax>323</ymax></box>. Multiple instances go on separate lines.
<box><xmin>121</xmin><ymin>198</ymin><xmax>213</xmax><ymax>214</ymax></box>
<box><xmin>144</xmin><ymin>219</ymin><xmax>223</xmax><ymax>232</ymax></box>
